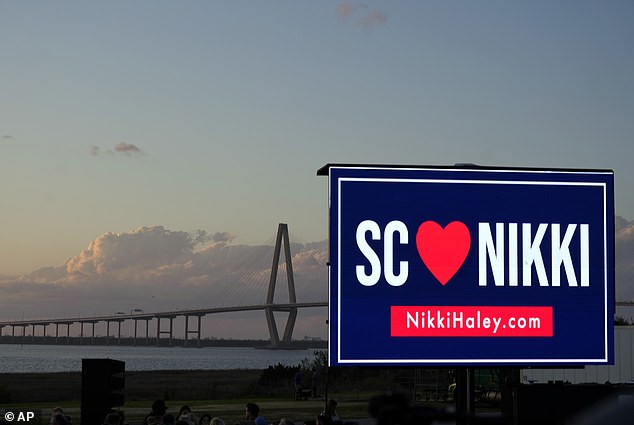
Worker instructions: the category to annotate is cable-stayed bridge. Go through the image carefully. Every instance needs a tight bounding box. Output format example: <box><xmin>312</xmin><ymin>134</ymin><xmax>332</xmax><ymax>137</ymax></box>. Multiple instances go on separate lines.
<box><xmin>0</xmin><ymin>224</ymin><xmax>328</xmax><ymax>348</ymax></box>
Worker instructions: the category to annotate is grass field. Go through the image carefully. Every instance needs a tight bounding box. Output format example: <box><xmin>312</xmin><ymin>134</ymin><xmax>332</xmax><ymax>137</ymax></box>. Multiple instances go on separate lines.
<box><xmin>0</xmin><ymin>370</ymin><xmax>259</xmax><ymax>404</ymax></box>
<box><xmin>0</xmin><ymin>369</ymin><xmax>415</xmax><ymax>425</ymax></box>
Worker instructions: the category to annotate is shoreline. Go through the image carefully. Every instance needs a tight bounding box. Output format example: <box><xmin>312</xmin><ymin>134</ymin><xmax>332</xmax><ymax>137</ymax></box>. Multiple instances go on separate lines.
<box><xmin>0</xmin><ymin>337</ymin><xmax>327</xmax><ymax>350</ymax></box>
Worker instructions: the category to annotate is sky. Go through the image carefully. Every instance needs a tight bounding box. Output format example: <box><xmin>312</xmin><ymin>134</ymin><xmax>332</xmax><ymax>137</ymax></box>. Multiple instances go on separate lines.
<box><xmin>1</xmin><ymin>1</ymin><xmax>633</xmax><ymax>338</ymax></box>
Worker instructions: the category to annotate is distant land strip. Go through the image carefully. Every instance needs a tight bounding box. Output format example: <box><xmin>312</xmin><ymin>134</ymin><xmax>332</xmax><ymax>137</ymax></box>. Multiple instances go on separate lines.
<box><xmin>0</xmin><ymin>335</ymin><xmax>327</xmax><ymax>349</ymax></box>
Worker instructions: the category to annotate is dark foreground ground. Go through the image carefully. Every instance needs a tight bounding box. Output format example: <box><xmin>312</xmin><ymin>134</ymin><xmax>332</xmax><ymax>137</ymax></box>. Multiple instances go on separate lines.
<box><xmin>0</xmin><ymin>369</ymin><xmax>383</xmax><ymax>425</ymax></box>
<box><xmin>4</xmin><ymin>370</ymin><xmax>632</xmax><ymax>425</ymax></box>
<box><xmin>0</xmin><ymin>369</ymin><xmax>261</xmax><ymax>403</ymax></box>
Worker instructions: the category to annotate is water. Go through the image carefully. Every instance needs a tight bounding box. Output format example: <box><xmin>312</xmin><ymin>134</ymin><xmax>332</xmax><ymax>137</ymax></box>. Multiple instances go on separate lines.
<box><xmin>0</xmin><ymin>344</ymin><xmax>319</xmax><ymax>373</ymax></box>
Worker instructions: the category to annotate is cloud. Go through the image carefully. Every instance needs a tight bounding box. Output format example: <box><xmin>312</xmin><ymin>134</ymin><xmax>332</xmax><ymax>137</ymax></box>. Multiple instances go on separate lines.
<box><xmin>211</xmin><ymin>231</ymin><xmax>235</xmax><ymax>243</ymax></box>
<box><xmin>337</xmin><ymin>1</ymin><xmax>387</xmax><ymax>30</ymax></box>
<box><xmin>114</xmin><ymin>142</ymin><xmax>142</xmax><ymax>155</ymax></box>
<box><xmin>63</xmin><ymin>226</ymin><xmax>196</xmax><ymax>279</ymax></box>
<box><xmin>360</xmin><ymin>9</ymin><xmax>387</xmax><ymax>29</ymax></box>
<box><xmin>2</xmin><ymin>134</ymin><xmax>14</xmax><ymax>141</ymax></box>
<box><xmin>185</xmin><ymin>230</ymin><xmax>235</xmax><ymax>246</ymax></box>
<box><xmin>91</xmin><ymin>143</ymin><xmax>143</xmax><ymax>157</ymax></box>
<box><xmin>337</xmin><ymin>1</ymin><xmax>364</xmax><ymax>21</ymax></box>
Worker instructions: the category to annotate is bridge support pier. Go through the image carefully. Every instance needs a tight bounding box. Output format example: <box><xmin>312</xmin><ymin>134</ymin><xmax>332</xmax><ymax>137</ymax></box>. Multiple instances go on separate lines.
<box><xmin>265</xmin><ymin>223</ymin><xmax>299</xmax><ymax>348</ymax></box>
<box><xmin>184</xmin><ymin>314</ymin><xmax>203</xmax><ymax>347</ymax></box>
<box><xmin>156</xmin><ymin>316</ymin><xmax>175</xmax><ymax>346</ymax></box>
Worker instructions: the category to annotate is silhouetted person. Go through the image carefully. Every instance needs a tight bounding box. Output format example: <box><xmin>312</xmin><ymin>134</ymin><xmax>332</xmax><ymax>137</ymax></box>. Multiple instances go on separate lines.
<box><xmin>245</xmin><ymin>403</ymin><xmax>266</xmax><ymax>425</ymax></box>
<box><xmin>103</xmin><ymin>412</ymin><xmax>122</xmax><ymax>425</ymax></box>
<box><xmin>145</xmin><ymin>400</ymin><xmax>168</xmax><ymax>425</ymax></box>
<box><xmin>162</xmin><ymin>414</ymin><xmax>176</xmax><ymax>425</ymax></box>
<box><xmin>320</xmin><ymin>399</ymin><xmax>339</xmax><ymax>424</ymax></box>
<box><xmin>178</xmin><ymin>406</ymin><xmax>195</xmax><ymax>425</ymax></box>
<box><xmin>294</xmin><ymin>370</ymin><xmax>302</xmax><ymax>392</ymax></box>
<box><xmin>311</xmin><ymin>370</ymin><xmax>318</xmax><ymax>397</ymax></box>
<box><xmin>50</xmin><ymin>415</ymin><xmax>68</xmax><ymax>425</ymax></box>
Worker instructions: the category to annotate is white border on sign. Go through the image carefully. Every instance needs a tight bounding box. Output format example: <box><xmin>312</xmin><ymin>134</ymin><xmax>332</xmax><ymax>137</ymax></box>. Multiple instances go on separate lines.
<box><xmin>333</xmin><ymin>172</ymin><xmax>610</xmax><ymax>365</ymax></box>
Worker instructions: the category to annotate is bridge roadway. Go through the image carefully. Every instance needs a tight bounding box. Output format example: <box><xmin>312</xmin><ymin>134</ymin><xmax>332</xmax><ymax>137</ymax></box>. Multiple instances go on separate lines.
<box><xmin>3</xmin><ymin>300</ymin><xmax>633</xmax><ymax>347</ymax></box>
<box><xmin>0</xmin><ymin>301</ymin><xmax>327</xmax><ymax>347</ymax></box>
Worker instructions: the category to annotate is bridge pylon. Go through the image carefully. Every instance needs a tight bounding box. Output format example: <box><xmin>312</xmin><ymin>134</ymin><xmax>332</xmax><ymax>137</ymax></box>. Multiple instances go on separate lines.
<box><xmin>265</xmin><ymin>223</ymin><xmax>298</xmax><ymax>347</ymax></box>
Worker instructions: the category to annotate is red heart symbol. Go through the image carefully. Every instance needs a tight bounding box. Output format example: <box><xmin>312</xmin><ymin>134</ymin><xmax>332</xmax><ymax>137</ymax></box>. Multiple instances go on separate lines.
<box><xmin>416</xmin><ymin>221</ymin><xmax>471</xmax><ymax>285</ymax></box>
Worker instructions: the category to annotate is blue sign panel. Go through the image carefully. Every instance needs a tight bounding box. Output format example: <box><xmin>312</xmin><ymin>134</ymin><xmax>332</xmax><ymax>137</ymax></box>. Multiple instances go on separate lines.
<box><xmin>326</xmin><ymin>165</ymin><xmax>614</xmax><ymax>366</ymax></box>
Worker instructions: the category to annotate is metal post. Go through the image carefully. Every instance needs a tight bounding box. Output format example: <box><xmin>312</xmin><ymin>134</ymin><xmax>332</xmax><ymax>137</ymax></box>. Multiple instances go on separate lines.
<box><xmin>456</xmin><ymin>368</ymin><xmax>475</xmax><ymax>425</ymax></box>
<box><xmin>500</xmin><ymin>367</ymin><xmax>520</xmax><ymax>425</ymax></box>
<box><xmin>185</xmin><ymin>315</ymin><xmax>189</xmax><ymax>347</ymax></box>
<box><xmin>169</xmin><ymin>317</ymin><xmax>173</xmax><ymax>347</ymax></box>
<box><xmin>197</xmin><ymin>315</ymin><xmax>202</xmax><ymax>347</ymax></box>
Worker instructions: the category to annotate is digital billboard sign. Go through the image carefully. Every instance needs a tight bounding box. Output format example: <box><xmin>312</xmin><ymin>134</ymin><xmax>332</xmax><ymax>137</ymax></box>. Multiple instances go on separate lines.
<box><xmin>323</xmin><ymin>165</ymin><xmax>615</xmax><ymax>366</ymax></box>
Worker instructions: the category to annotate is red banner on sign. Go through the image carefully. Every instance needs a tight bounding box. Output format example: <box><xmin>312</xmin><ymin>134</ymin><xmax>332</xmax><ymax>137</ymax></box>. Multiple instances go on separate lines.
<box><xmin>390</xmin><ymin>306</ymin><xmax>553</xmax><ymax>337</ymax></box>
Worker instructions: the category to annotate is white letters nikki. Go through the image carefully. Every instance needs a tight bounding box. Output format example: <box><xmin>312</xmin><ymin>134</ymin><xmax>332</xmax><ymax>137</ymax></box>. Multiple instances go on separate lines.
<box><xmin>478</xmin><ymin>222</ymin><xmax>590</xmax><ymax>287</ymax></box>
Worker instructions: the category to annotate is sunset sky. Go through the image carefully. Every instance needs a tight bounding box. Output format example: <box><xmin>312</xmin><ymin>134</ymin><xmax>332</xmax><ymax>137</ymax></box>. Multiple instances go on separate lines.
<box><xmin>1</xmin><ymin>2</ymin><xmax>633</xmax><ymax>336</ymax></box>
